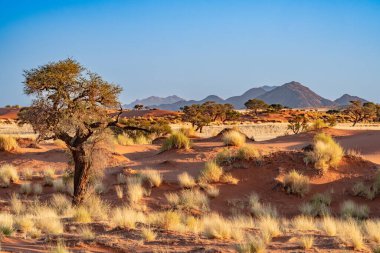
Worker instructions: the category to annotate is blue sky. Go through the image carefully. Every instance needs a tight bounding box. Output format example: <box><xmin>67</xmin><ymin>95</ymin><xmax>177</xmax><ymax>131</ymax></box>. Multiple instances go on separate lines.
<box><xmin>1</xmin><ymin>0</ymin><xmax>380</xmax><ymax>105</ymax></box>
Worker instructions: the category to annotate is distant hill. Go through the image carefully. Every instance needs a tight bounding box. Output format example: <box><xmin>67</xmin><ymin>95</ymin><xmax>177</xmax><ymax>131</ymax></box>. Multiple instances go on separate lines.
<box><xmin>257</xmin><ymin>81</ymin><xmax>336</xmax><ymax>108</ymax></box>
<box><xmin>123</xmin><ymin>95</ymin><xmax>184</xmax><ymax>109</ymax></box>
<box><xmin>126</xmin><ymin>82</ymin><xmax>368</xmax><ymax>110</ymax></box>
<box><xmin>334</xmin><ymin>94</ymin><xmax>368</xmax><ymax>106</ymax></box>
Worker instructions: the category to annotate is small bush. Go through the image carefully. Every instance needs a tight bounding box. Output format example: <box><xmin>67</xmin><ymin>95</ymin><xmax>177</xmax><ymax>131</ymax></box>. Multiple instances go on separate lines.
<box><xmin>311</xmin><ymin>119</ymin><xmax>327</xmax><ymax>130</ymax></box>
<box><xmin>237</xmin><ymin>145</ymin><xmax>261</xmax><ymax>161</ymax></box>
<box><xmin>165</xmin><ymin>189</ymin><xmax>209</xmax><ymax>211</ymax></box>
<box><xmin>340</xmin><ymin>200</ymin><xmax>369</xmax><ymax>219</ymax></box>
<box><xmin>141</xmin><ymin>227</ymin><xmax>157</xmax><ymax>241</ymax></box>
<box><xmin>305</xmin><ymin>133</ymin><xmax>344</xmax><ymax>173</ymax></box>
<box><xmin>53</xmin><ymin>178</ymin><xmax>66</xmax><ymax>192</ymax></box>
<box><xmin>300</xmin><ymin>192</ymin><xmax>331</xmax><ymax>217</ymax></box>
<box><xmin>199</xmin><ymin>161</ymin><xmax>223</xmax><ymax>183</ymax></box>
<box><xmin>215</xmin><ymin>148</ymin><xmax>236</xmax><ymax>165</ymax></box>
<box><xmin>161</xmin><ymin>132</ymin><xmax>191</xmax><ymax>151</ymax></box>
<box><xmin>0</xmin><ymin>213</ymin><xmax>14</xmax><ymax>236</ymax></box>
<box><xmin>248</xmin><ymin>192</ymin><xmax>278</xmax><ymax>218</ymax></box>
<box><xmin>352</xmin><ymin>181</ymin><xmax>375</xmax><ymax>200</ymax></box>
<box><xmin>337</xmin><ymin>219</ymin><xmax>364</xmax><ymax>250</ymax></box>
<box><xmin>140</xmin><ymin>169</ymin><xmax>163</xmax><ymax>187</ymax></box>
<box><xmin>43</xmin><ymin>168</ymin><xmax>55</xmax><ymax>186</ymax></box>
<box><xmin>0</xmin><ymin>164</ymin><xmax>19</xmax><ymax>187</ymax></box>
<box><xmin>117</xmin><ymin>133</ymin><xmax>134</xmax><ymax>146</ymax></box>
<box><xmin>20</xmin><ymin>182</ymin><xmax>32</xmax><ymax>195</ymax></box>
<box><xmin>0</xmin><ymin>135</ymin><xmax>19</xmax><ymax>152</ymax></box>
<box><xmin>235</xmin><ymin>236</ymin><xmax>266</xmax><ymax>253</ymax></box>
<box><xmin>177</xmin><ymin>172</ymin><xmax>196</xmax><ymax>188</ymax></box>
<box><xmin>220</xmin><ymin>172</ymin><xmax>239</xmax><ymax>185</ymax></box>
<box><xmin>298</xmin><ymin>236</ymin><xmax>314</xmax><ymax>249</ymax></box>
<box><xmin>283</xmin><ymin>170</ymin><xmax>310</xmax><ymax>197</ymax></box>
<box><xmin>320</xmin><ymin>216</ymin><xmax>337</xmax><ymax>236</ymax></box>
<box><xmin>222</xmin><ymin>130</ymin><xmax>246</xmax><ymax>147</ymax></box>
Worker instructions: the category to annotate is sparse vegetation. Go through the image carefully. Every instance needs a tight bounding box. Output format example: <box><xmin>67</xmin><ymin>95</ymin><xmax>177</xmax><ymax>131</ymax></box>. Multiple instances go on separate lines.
<box><xmin>177</xmin><ymin>172</ymin><xmax>196</xmax><ymax>188</ymax></box>
<box><xmin>0</xmin><ymin>164</ymin><xmax>19</xmax><ymax>187</ymax></box>
<box><xmin>165</xmin><ymin>189</ymin><xmax>209</xmax><ymax>211</ymax></box>
<box><xmin>222</xmin><ymin>130</ymin><xmax>246</xmax><ymax>147</ymax></box>
<box><xmin>199</xmin><ymin>161</ymin><xmax>223</xmax><ymax>183</ymax></box>
<box><xmin>0</xmin><ymin>135</ymin><xmax>19</xmax><ymax>152</ymax></box>
<box><xmin>139</xmin><ymin>169</ymin><xmax>163</xmax><ymax>187</ymax></box>
<box><xmin>340</xmin><ymin>200</ymin><xmax>369</xmax><ymax>219</ymax></box>
<box><xmin>141</xmin><ymin>227</ymin><xmax>157</xmax><ymax>241</ymax></box>
<box><xmin>283</xmin><ymin>170</ymin><xmax>310</xmax><ymax>197</ymax></box>
<box><xmin>298</xmin><ymin>236</ymin><xmax>314</xmax><ymax>249</ymax></box>
<box><xmin>161</xmin><ymin>132</ymin><xmax>191</xmax><ymax>151</ymax></box>
<box><xmin>304</xmin><ymin>133</ymin><xmax>344</xmax><ymax>173</ymax></box>
<box><xmin>248</xmin><ymin>192</ymin><xmax>278</xmax><ymax>218</ymax></box>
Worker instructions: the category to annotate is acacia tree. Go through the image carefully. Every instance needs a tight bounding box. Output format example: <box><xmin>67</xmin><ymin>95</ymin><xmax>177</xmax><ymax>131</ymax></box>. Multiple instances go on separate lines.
<box><xmin>345</xmin><ymin>100</ymin><xmax>376</xmax><ymax>126</ymax></box>
<box><xmin>244</xmin><ymin>99</ymin><xmax>268</xmax><ymax>115</ymax></box>
<box><xmin>19</xmin><ymin>59</ymin><xmax>128</xmax><ymax>205</ymax></box>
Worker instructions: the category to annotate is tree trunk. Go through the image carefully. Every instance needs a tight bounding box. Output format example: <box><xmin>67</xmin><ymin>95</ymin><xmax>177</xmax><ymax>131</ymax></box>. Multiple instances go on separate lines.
<box><xmin>71</xmin><ymin>146</ymin><xmax>91</xmax><ymax>205</ymax></box>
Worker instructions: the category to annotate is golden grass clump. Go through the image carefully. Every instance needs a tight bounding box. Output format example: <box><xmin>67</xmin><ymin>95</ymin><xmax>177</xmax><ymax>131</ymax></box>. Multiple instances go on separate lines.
<box><xmin>0</xmin><ymin>135</ymin><xmax>19</xmax><ymax>152</ymax></box>
<box><xmin>127</xmin><ymin>179</ymin><xmax>145</xmax><ymax>204</ymax></box>
<box><xmin>311</xmin><ymin>119</ymin><xmax>327</xmax><ymax>130</ymax></box>
<box><xmin>115</xmin><ymin>185</ymin><xmax>124</xmax><ymax>199</ymax></box>
<box><xmin>15</xmin><ymin>215</ymin><xmax>34</xmax><ymax>234</ymax></box>
<box><xmin>110</xmin><ymin>206</ymin><xmax>146</xmax><ymax>229</ymax></box>
<box><xmin>177</xmin><ymin>172</ymin><xmax>196</xmax><ymax>188</ymax></box>
<box><xmin>50</xmin><ymin>241</ymin><xmax>70</xmax><ymax>253</ymax></box>
<box><xmin>336</xmin><ymin>219</ymin><xmax>364</xmax><ymax>250</ymax></box>
<box><xmin>220</xmin><ymin>172</ymin><xmax>239</xmax><ymax>185</ymax></box>
<box><xmin>161</xmin><ymin>132</ymin><xmax>191</xmax><ymax>151</ymax></box>
<box><xmin>10</xmin><ymin>193</ymin><xmax>24</xmax><ymax>215</ymax></box>
<box><xmin>205</xmin><ymin>185</ymin><xmax>220</xmax><ymax>198</ymax></box>
<box><xmin>33</xmin><ymin>207</ymin><xmax>63</xmax><ymax>235</ymax></box>
<box><xmin>134</xmin><ymin>135</ymin><xmax>151</xmax><ymax>145</ymax></box>
<box><xmin>283</xmin><ymin>170</ymin><xmax>310</xmax><ymax>197</ymax></box>
<box><xmin>141</xmin><ymin>227</ymin><xmax>157</xmax><ymax>242</ymax></box>
<box><xmin>0</xmin><ymin>212</ymin><xmax>14</xmax><ymax>236</ymax></box>
<box><xmin>364</xmin><ymin>220</ymin><xmax>380</xmax><ymax>243</ymax></box>
<box><xmin>237</xmin><ymin>145</ymin><xmax>261</xmax><ymax>161</ymax></box>
<box><xmin>235</xmin><ymin>236</ymin><xmax>266</xmax><ymax>253</ymax></box>
<box><xmin>0</xmin><ymin>164</ymin><xmax>19</xmax><ymax>187</ymax></box>
<box><xmin>73</xmin><ymin>206</ymin><xmax>92</xmax><ymax>223</ymax></box>
<box><xmin>248</xmin><ymin>192</ymin><xmax>278</xmax><ymax>218</ymax></box>
<box><xmin>258</xmin><ymin>216</ymin><xmax>281</xmax><ymax>238</ymax></box>
<box><xmin>43</xmin><ymin>168</ymin><xmax>56</xmax><ymax>186</ymax></box>
<box><xmin>53</xmin><ymin>178</ymin><xmax>66</xmax><ymax>192</ymax></box>
<box><xmin>50</xmin><ymin>194</ymin><xmax>72</xmax><ymax>216</ymax></box>
<box><xmin>179</xmin><ymin>127</ymin><xmax>197</xmax><ymax>137</ymax></box>
<box><xmin>320</xmin><ymin>216</ymin><xmax>337</xmax><ymax>236</ymax></box>
<box><xmin>340</xmin><ymin>200</ymin><xmax>369</xmax><ymax>219</ymax></box>
<box><xmin>199</xmin><ymin>161</ymin><xmax>223</xmax><ymax>183</ymax></box>
<box><xmin>139</xmin><ymin>169</ymin><xmax>163</xmax><ymax>187</ymax></box>
<box><xmin>202</xmin><ymin>214</ymin><xmax>234</xmax><ymax>240</ymax></box>
<box><xmin>152</xmin><ymin>210</ymin><xmax>181</xmax><ymax>231</ymax></box>
<box><xmin>222</xmin><ymin>130</ymin><xmax>246</xmax><ymax>147</ymax></box>
<box><xmin>165</xmin><ymin>189</ymin><xmax>209</xmax><ymax>211</ymax></box>
<box><xmin>291</xmin><ymin>215</ymin><xmax>316</xmax><ymax>231</ymax></box>
<box><xmin>300</xmin><ymin>192</ymin><xmax>331</xmax><ymax>217</ymax></box>
<box><xmin>78</xmin><ymin>226</ymin><xmax>95</xmax><ymax>240</ymax></box>
<box><xmin>116</xmin><ymin>133</ymin><xmax>134</xmax><ymax>146</ymax></box>
<box><xmin>304</xmin><ymin>133</ymin><xmax>344</xmax><ymax>173</ymax></box>
<box><xmin>298</xmin><ymin>236</ymin><xmax>314</xmax><ymax>249</ymax></box>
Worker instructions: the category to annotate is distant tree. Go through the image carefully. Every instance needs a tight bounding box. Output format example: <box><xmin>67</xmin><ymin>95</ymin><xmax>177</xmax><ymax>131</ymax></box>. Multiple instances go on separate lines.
<box><xmin>244</xmin><ymin>99</ymin><xmax>268</xmax><ymax>115</ymax></box>
<box><xmin>134</xmin><ymin>104</ymin><xmax>144</xmax><ymax>110</ymax></box>
<box><xmin>287</xmin><ymin>115</ymin><xmax>309</xmax><ymax>134</ymax></box>
<box><xmin>344</xmin><ymin>100</ymin><xmax>377</xmax><ymax>126</ymax></box>
<box><xmin>267</xmin><ymin>104</ymin><xmax>284</xmax><ymax>113</ymax></box>
<box><xmin>19</xmin><ymin>59</ymin><xmax>148</xmax><ymax>205</ymax></box>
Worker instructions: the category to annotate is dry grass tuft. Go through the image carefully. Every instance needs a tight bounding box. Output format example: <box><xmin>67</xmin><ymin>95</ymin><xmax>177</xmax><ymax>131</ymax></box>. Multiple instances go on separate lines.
<box><xmin>291</xmin><ymin>215</ymin><xmax>316</xmax><ymax>230</ymax></box>
<box><xmin>258</xmin><ymin>216</ymin><xmax>281</xmax><ymax>238</ymax></box>
<box><xmin>117</xmin><ymin>133</ymin><xmax>134</xmax><ymax>146</ymax></box>
<box><xmin>283</xmin><ymin>170</ymin><xmax>310</xmax><ymax>197</ymax></box>
<box><xmin>110</xmin><ymin>206</ymin><xmax>145</xmax><ymax>229</ymax></box>
<box><xmin>141</xmin><ymin>227</ymin><xmax>157</xmax><ymax>241</ymax></box>
<box><xmin>320</xmin><ymin>216</ymin><xmax>337</xmax><ymax>236</ymax></box>
<box><xmin>340</xmin><ymin>200</ymin><xmax>369</xmax><ymax>219</ymax></box>
<box><xmin>43</xmin><ymin>168</ymin><xmax>55</xmax><ymax>186</ymax></box>
<box><xmin>220</xmin><ymin>172</ymin><xmax>239</xmax><ymax>185</ymax></box>
<box><xmin>0</xmin><ymin>164</ymin><xmax>19</xmax><ymax>187</ymax></box>
<box><xmin>0</xmin><ymin>212</ymin><xmax>14</xmax><ymax>236</ymax></box>
<box><xmin>199</xmin><ymin>161</ymin><xmax>223</xmax><ymax>183</ymax></box>
<box><xmin>222</xmin><ymin>130</ymin><xmax>246</xmax><ymax>147</ymax></box>
<box><xmin>73</xmin><ymin>206</ymin><xmax>92</xmax><ymax>223</ymax></box>
<box><xmin>235</xmin><ymin>236</ymin><xmax>266</xmax><ymax>253</ymax></box>
<box><xmin>248</xmin><ymin>192</ymin><xmax>278</xmax><ymax>218</ymax></box>
<box><xmin>115</xmin><ymin>185</ymin><xmax>124</xmax><ymax>199</ymax></box>
<box><xmin>165</xmin><ymin>189</ymin><xmax>209</xmax><ymax>211</ymax></box>
<box><xmin>364</xmin><ymin>220</ymin><xmax>380</xmax><ymax>243</ymax></box>
<box><xmin>139</xmin><ymin>169</ymin><xmax>163</xmax><ymax>187</ymax></box>
<box><xmin>177</xmin><ymin>172</ymin><xmax>196</xmax><ymax>188</ymax></box>
<box><xmin>298</xmin><ymin>236</ymin><xmax>314</xmax><ymax>249</ymax></box>
<box><xmin>0</xmin><ymin>135</ymin><xmax>19</xmax><ymax>152</ymax></box>
<box><xmin>304</xmin><ymin>133</ymin><xmax>344</xmax><ymax>173</ymax></box>
<box><xmin>336</xmin><ymin>219</ymin><xmax>364</xmax><ymax>250</ymax></box>
<box><xmin>161</xmin><ymin>132</ymin><xmax>191</xmax><ymax>151</ymax></box>
<box><xmin>237</xmin><ymin>145</ymin><xmax>261</xmax><ymax>161</ymax></box>
<box><xmin>10</xmin><ymin>193</ymin><xmax>24</xmax><ymax>215</ymax></box>
<box><xmin>78</xmin><ymin>226</ymin><xmax>95</xmax><ymax>240</ymax></box>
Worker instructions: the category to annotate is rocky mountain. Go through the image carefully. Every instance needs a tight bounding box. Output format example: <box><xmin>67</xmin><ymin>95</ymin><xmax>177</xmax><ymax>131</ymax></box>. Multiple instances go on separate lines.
<box><xmin>157</xmin><ymin>95</ymin><xmax>225</xmax><ymax>111</ymax></box>
<box><xmin>334</xmin><ymin>94</ymin><xmax>368</xmax><ymax>106</ymax></box>
<box><xmin>256</xmin><ymin>81</ymin><xmax>336</xmax><ymax>108</ymax></box>
<box><xmin>123</xmin><ymin>95</ymin><xmax>184</xmax><ymax>109</ymax></box>
<box><xmin>224</xmin><ymin>87</ymin><xmax>267</xmax><ymax>109</ymax></box>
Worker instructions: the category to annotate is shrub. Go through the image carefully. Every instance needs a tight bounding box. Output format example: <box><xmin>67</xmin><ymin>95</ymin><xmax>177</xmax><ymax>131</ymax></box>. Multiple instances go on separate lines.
<box><xmin>235</xmin><ymin>236</ymin><xmax>266</xmax><ymax>253</ymax></box>
<box><xmin>352</xmin><ymin>181</ymin><xmax>375</xmax><ymax>200</ymax></box>
<box><xmin>20</xmin><ymin>182</ymin><xmax>32</xmax><ymax>195</ymax></box>
<box><xmin>153</xmin><ymin>210</ymin><xmax>181</xmax><ymax>230</ymax></box>
<box><xmin>116</xmin><ymin>133</ymin><xmax>134</xmax><ymax>146</ymax></box>
<box><xmin>337</xmin><ymin>219</ymin><xmax>364</xmax><ymax>250</ymax></box>
<box><xmin>141</xmin><ymin>227</ymin><xmax>157</xmax><ymax>241</ymax></box>
<box><xmin>305</xmin><ymin>133</ymin><xmax>344</xmax><ymax>173</ymax></box>
<box><xmin>237</xmin><ymin>145</ymin><xmax>261</xmax><ymax>161</ymax></box>
<box><xmin>177</xmin><ymin>172</ymin><xmax>196</xmax><ymax>188</ymax></box>
<box><xmin>311</xmin><ymin>119</ymin><xmax>327</xmax><ymax>130</ymax></box>
<box><xmin>0</xmin><ymin>213</ymin><xmax>14</xmax><ymax>236</ymax></box>
<box><xmin>53</xmin><ymin>178</ymin><xmax>66</xmax><ymax>192</ymax></box>
<box><xmin>111</xmin><ymin>207</ymin><xmax>145</xmax><ymax>229</ymax></box>
<box><xmin>215</xmin><ymin>148</ymin><xmax>236</xmax><ymax>165</ymax></box>
<box><xmin>220</xmin><ymin>172</ymin><xmax>239</xmax><ymax>185</ymax></box>
<box><xmin>364</xmin><ymin>220</ymin><xmax>380</xmax><ymax>243</ymax></box>
<box><xmin>0</xmin><ymin>164</ymin><xmax>19</xmax><ymax>187</ymax></box>
<box><xmin>298</xmin><ymin>236</ymin><xmax>314</xmax><ymax>249</ymax></box>
<box><xmin>134</xmin><ymin>135</ymin><xmax>151</xmax><ymax>145</ymax></box>
<box><xmin>78</xmin><ymin>226</ymin><xmax>95</xmax><ymax>240</ymax></box>
<box><xmin>283</xmin><ymin>170</ymin><xmax>310</xmax><ymax>197</ymax></box>
<box><xmin>43</xmin><ymin>168</ymin><xmax>55</xmax><ymax>186</ymax></box>
<box><xmin>161</xmin><ymin>132</ymin><xmax>191</xmax><ymax>151</ymax></box>
<box><xmin>202</xmin><ymin>214</ymin><xmax>234</xmax><ymax>240</ymax></box>
<box><xmin>15</xmin><ymin>215</ymin><xmax>35</xmax><ymax>234</ymax></box>
<box><xmin>33</xmin><ymin>183</ymin><xmax>43</xmax><ymax>195</ymax></box>
<box><xmin>300</xmin><ymin>192</ymin><xmax>331</xmax><ymax>217</ymax></box>
<box><xmin>140</xmin><ymin>169</ymin><xmax>163</xmax><ymax>187</ymax></box>
<box><xmin>258</xmin><ymin>216</ymin><xmax>281</xmax><ymax>238</ymax></box>
<box><xmin>248</xmin><ymin>192</ymin><xmax>278</xmax><ymax>218</ymax></box>
<box><xmin>81</xmin><ymin>195</ymin><xmax>109</xmax><ymax>221</ymax></box>
<box><xmin>73</xmin><ymin>206</ymin><xmax>92</xmax><ymax>223</ymax></box>
<box><xmin>320</xmin><ymin>216</ymin><xmax>337</xmax><ymax>236</ymax></box>
<box><xmin>50</xmin><ymin>194</ymin><xmax>72</xmax><ymax>216</ymax></box>
<box><xmin>291</xmin><ymin>215</ymin><xmax>316</xmax><ymax>231</ymax></box>
<box><xmin>199</xmin><ymin>161</ymin><xmax>223</xmax><ymax>183</ymax></box>
<box><xmin>165</xmin><ymin>189</ymin><xmax>209</xmax><ymax>211</ymax></box>
<box><xmin>10</xmin><ymin>193</ymin><xmax>24</xmax><ymax>215</ymax></box>
<box><xmin>23</xmin><ymin>168</ymin><xmax>33</xmax><ymax>180</ymax></box>
<box><xmin>127</xmin><ymin>180</ymin><xmax>145</xmax><ymax>204</ymax></box>
<box><xmin>50</xmin><ymin>241</ymin><xmax>70</xmax><ymax>253</ymax></box>
<box><xmin>0</xmin><ymin>135</ymin><xmax>19</xmax><ymax>152</ymax></box>
<box><xmin>222</xmin><ymin>130</ymin><xmax>246</xmax><ymax>147</ymax></box>
<box><xmin>179</xmin><ymin>127</ymin><xmax>197</xmax><ymax>137</ymax></box>
<box><xmin>340</xmin><ymin>200</ymin><xmax>369</xmax><ymax>219</ymax></box>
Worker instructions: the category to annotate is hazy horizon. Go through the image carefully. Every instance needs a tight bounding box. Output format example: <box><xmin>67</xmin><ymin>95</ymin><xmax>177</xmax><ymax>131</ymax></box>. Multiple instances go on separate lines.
<box><xmin>1</xmin><ymin>0</ymin><xmax>380</xmax><ymax>105</ymax></box>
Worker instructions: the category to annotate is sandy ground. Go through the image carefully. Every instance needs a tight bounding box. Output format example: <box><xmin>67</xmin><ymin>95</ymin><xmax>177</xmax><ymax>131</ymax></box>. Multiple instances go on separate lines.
<box><xmin>0</xmin><ymin>128</ymin><xmax>380</xmax><ymax>252</ymax></box>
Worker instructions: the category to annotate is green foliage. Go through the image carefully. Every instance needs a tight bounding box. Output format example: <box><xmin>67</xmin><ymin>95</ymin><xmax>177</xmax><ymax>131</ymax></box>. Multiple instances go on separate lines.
<box><xmin>287</xmin><ymin>115</ymin><xmax>309</xmax><ymax>134</ymax></box>
<box><xmin>244</xmin><ymin>99</ymin><xmax>268</xmax><ymax>115</ymax></box>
